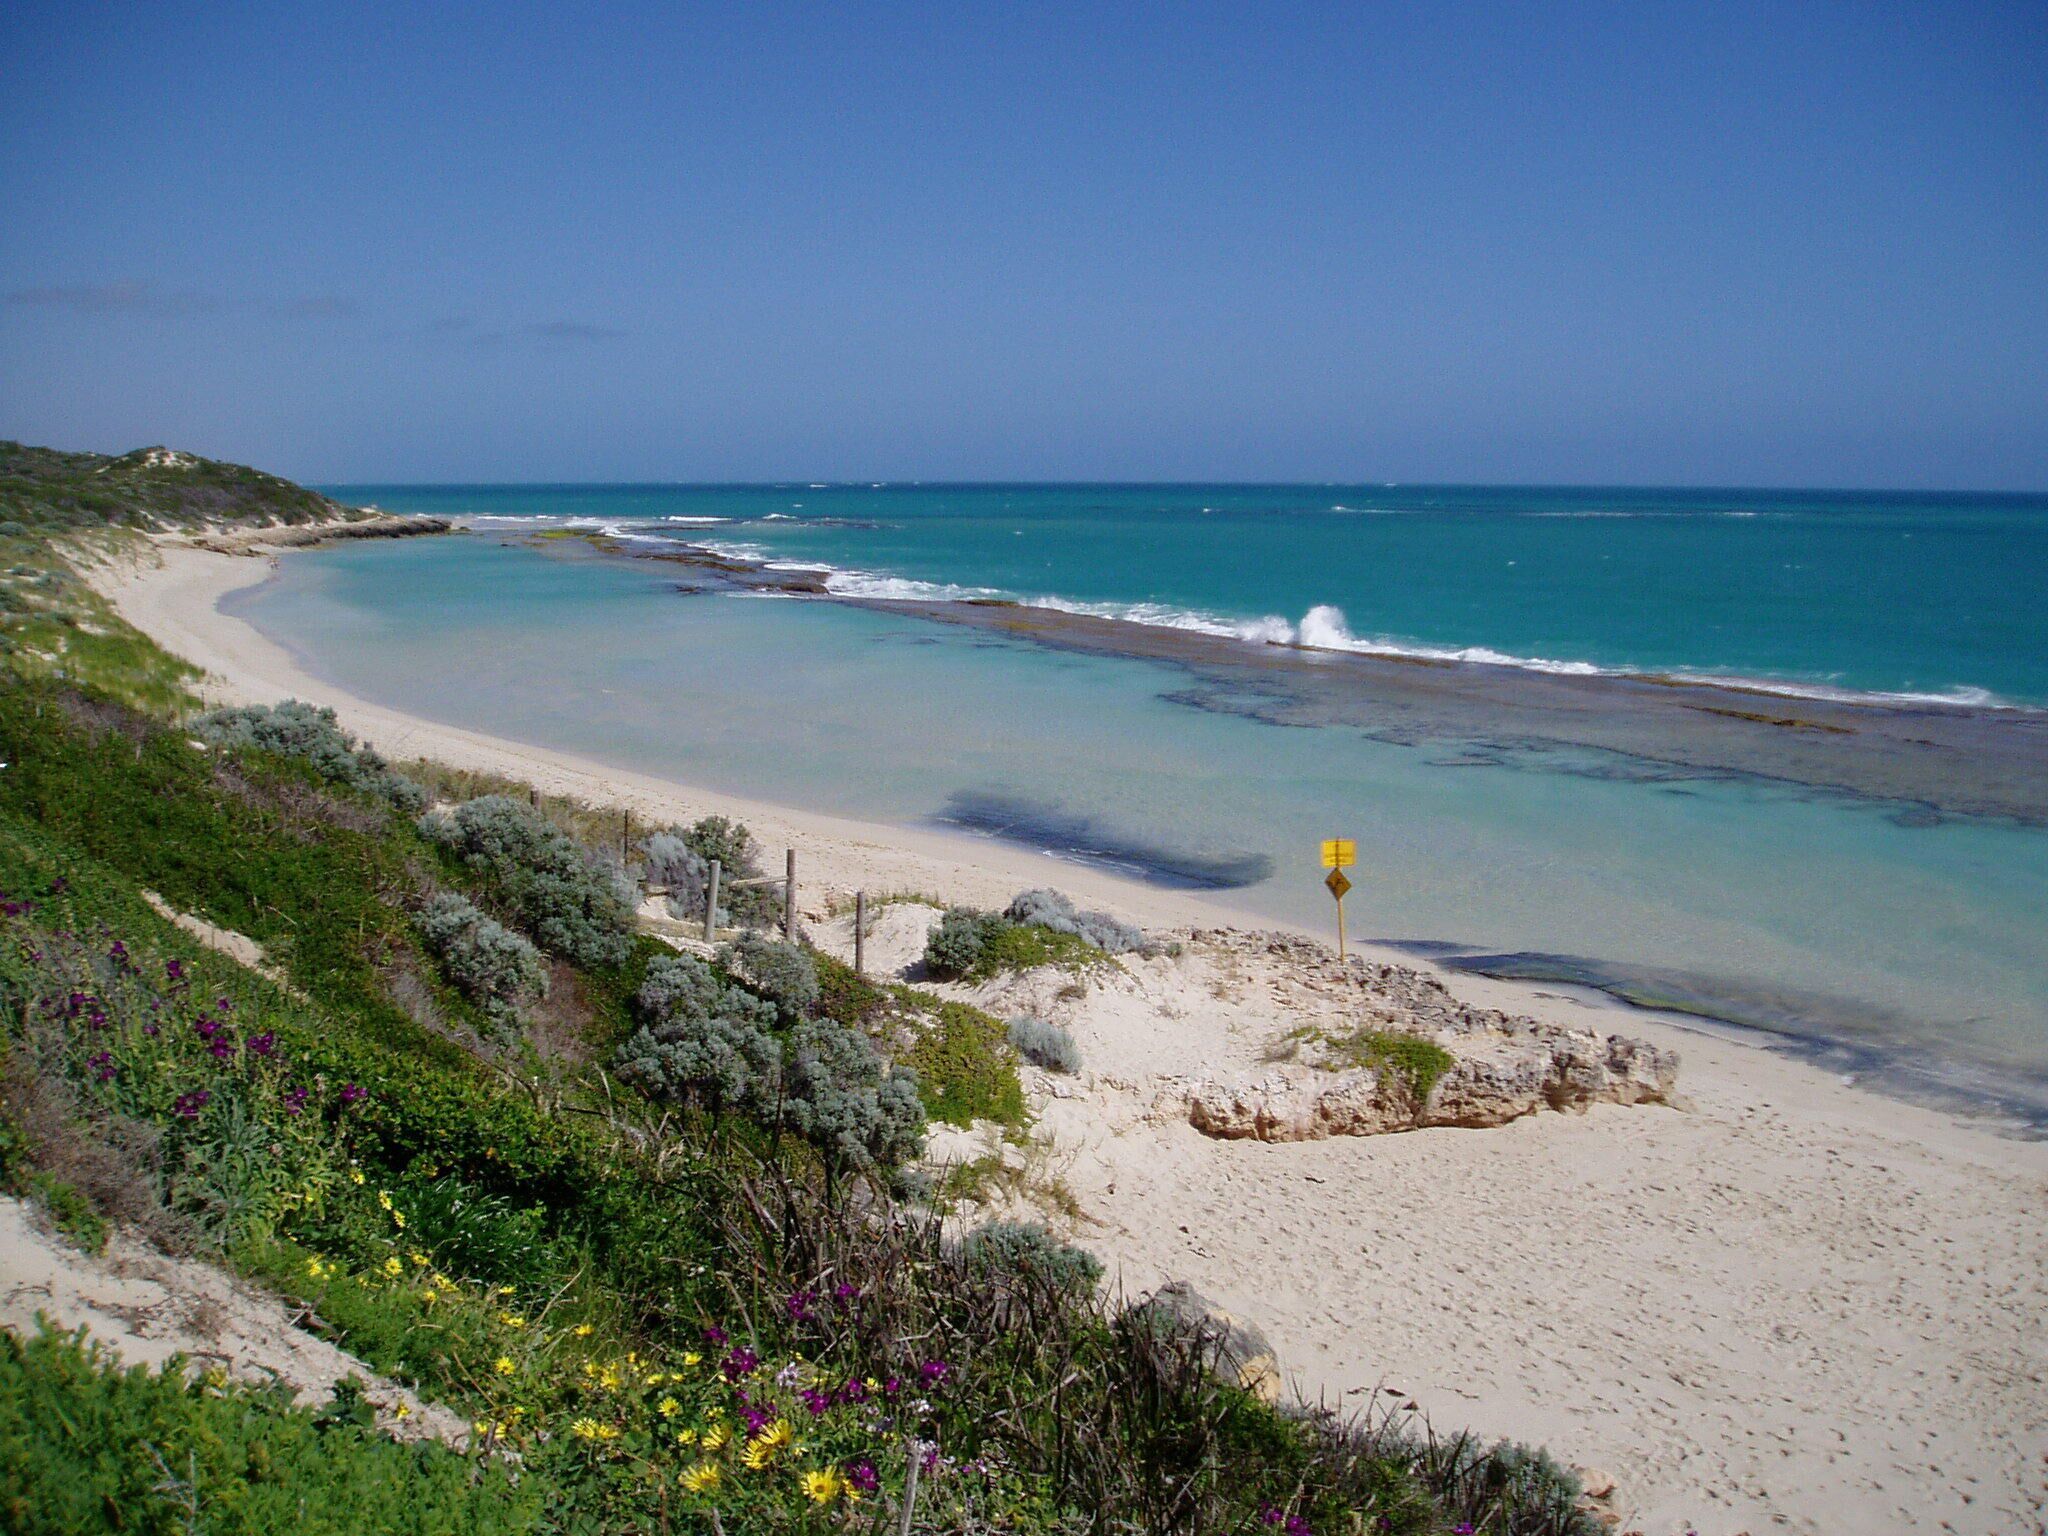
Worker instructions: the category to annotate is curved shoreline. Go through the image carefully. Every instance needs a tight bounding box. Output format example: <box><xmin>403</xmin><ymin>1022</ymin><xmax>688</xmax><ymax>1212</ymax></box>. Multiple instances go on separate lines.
<box><xmin>83</xmin><ymin>533</ymin><xmax>2048</xmax><ymax>1536</ymax></box>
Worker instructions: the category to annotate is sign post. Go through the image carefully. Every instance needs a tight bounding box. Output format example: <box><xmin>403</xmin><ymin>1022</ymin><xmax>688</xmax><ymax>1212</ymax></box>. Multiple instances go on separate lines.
<box><xmin>1320</xmin><ymin>839</ymin><xmax>1356</xmax><ymax>959</ymax></box>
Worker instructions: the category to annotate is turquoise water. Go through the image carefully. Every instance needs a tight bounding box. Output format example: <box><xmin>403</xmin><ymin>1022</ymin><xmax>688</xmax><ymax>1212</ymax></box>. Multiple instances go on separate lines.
<box><xmin>235</xmin><ymin>485</ymin><xmax>2048</xmax><ymax>1128</ymax></box>
<box><xmin>336</xmin><ymin>482</ymin><xmax>2048</xmax><ymax>707</ymax></box>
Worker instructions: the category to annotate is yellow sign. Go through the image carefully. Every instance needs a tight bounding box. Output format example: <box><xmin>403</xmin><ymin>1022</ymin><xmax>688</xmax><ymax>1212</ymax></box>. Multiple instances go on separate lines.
<box><xmin>1320</xmin><ymin>838</ymin><xmax>1355</xmax><ymax>869</ymax></box>
<box><xmin>1324</xmin><ymin>868</ymin><xmax>1352</xmax><ymax>900</ymax></box>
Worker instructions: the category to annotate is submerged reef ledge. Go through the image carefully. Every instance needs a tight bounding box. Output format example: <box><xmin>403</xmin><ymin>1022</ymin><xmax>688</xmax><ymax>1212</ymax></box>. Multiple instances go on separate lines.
<box><xmin>515</xmin><ymin>527</ymin><xmax>2048</xmax><ymax>827</ymax></box>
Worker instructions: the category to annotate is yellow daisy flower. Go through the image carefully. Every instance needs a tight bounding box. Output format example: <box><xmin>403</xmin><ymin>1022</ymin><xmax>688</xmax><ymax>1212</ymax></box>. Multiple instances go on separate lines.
<box><xmin>394</xmin><ymin>1402</ymin><xmax>411</xmax><ymax>1420</ymax></box>
<box><xmin>493</xmin><ymin>1356</ymin><xmax>516</xmax><ymax>1377</ymax></box>
<box><xmin>499</xmin><ymin>1313</ymin><xmax>526</xmax><ymax>1329</ymax></box>
<box><xmin>573</xmin><ymin>1323</ymin><xmax>595</xmax><ymax>1337</ymax></box>
<box><xmin>675</xmin><ymin>1427</ymin><xmax>698</xmax><ymax>1446</ymax></box>
<box><xmin>569</xmin><ymin>1417</ymin><xmax>603</xmax><ymax>1441</ymax></box>
<box><xmin>377</xmin><ymin>1191</ymin><xmax>393</xmax><ymax>1210</ymax></box>
<box><xmin>348</xmin><ymin>1169</ymin><xmax>365</xmax><ymax>1186</ymax></box>
<box><xmin>680</xmin><ymin>1461</ymin><xmax>721</xmax><ymax>1494</ymax></box>
<box><xmin>802</xmin><ymin>1467</ymin><xmax>845</xmax><ymax>1505</ymax></box>
<box><xmin>682</xmin><ymin>1351</ymin><xmax>701</xmax><ymax>1367</ymax></box>
<box><xmin>700</xmin><ymin>1423</ymin><xmax>730</xmax><ymax>1452</ymax></box>
<box><xmin>657</xmin><ymin>1396</ymin><xmax>681</xmax><ymax>1419</ymax></box>
<box><xmin>381</xmin><ymin>1256</ymin><xmax>404</xmax><ymax>1278</ymax></box>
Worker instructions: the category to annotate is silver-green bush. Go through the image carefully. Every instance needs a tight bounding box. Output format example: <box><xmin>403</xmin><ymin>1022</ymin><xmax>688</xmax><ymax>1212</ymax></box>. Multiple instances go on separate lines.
<box><xmin>962</xmin><ymin>1218</ymin><xmax>1103</xmax><ymax>1292</ymax></box>
<box><xmin>1006</xmin><ymin>1015</ymin><xmax>1081</xmax><ymax>1075</ymax></box>
<box><xmin>780</xmin><ymin>1019</ymin><xmax>924</xmax><ymax>1176</ymax></box>
<box><xmin>419</xmin><ymin>795</ymin><xmax>634</xmax><ymax>969</ymax></box>
<box><xmin>1005</xmin><ymin>888</ymin><xmax>1145</xmax><ymax>955</ymax></box>
<box><xmin>414</xmin><ymin>891</ymin><xmax>549</xmax><ymax>1025</ymax></box>
<box><xmin>193</xmin><ymin>700</ymin><xmax>426</xmax><ymax>814</ymax></box>
<box><xmin>717</xmin><ymin>932</ymin><xmax>818</xmax><ymax>1023</ymax></box>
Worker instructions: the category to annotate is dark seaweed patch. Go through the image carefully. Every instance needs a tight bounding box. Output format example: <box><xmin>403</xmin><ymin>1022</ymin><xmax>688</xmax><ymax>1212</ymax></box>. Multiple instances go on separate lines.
<box><xmin>935</xmin><ymin>790</ymin><xmax>1273</xmax><ymax>890</ymax></box>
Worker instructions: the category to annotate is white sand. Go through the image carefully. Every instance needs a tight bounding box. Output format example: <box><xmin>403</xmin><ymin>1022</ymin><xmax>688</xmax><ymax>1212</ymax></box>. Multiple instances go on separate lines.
<box><xmin>82</xmin><ymin>537</ymin><xmax>2048</xmax><ymax>1536</ymax></box>
<box><xmin>0</xmin><ymin>1198</ymin><xmax>468</xmax><ymax>1446</ymax></box>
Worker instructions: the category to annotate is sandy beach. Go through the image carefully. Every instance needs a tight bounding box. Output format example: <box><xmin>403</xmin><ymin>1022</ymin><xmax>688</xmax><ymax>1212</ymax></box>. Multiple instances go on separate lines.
<box><xmin>84</xmin><ymin>535</ymin><xmax>2048</xmax><ymax>1536</ymax></box>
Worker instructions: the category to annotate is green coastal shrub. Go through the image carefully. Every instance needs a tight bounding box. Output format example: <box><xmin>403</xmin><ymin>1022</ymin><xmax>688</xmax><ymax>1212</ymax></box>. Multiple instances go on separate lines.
<box><xmin>0</xmin><ymin>1327</ymin><xmax>540</xmax><ymax>1536</ymax></box>
<box><xmin>924</xmin><ymin>907</ymin><xmax>999</xmax><ymax>980</ymax></box>
<box><xmin>192</xmin><ymin>700</ymin><xmax>427</xmax><ymax>815</ymax></box>
<box><xmin>962</xmin><ymin>1217</ymin><xmax>1103</xmax><ymax>1292</ymax></box>
<box><xmin>413</xmin><ymin>892</ymin><xmax>548</xmax><ymax>1026</ymax></box>
<box><xmin>1007</xmin><ymin>1015</ymin><xmax>1082</xmax><ymax>1075</ymax></box>
<box><xmin>899</xmin><ymin>996</ymin><xmax>1026</xmax><ymax>1127</ymax></box>
<box><xmin>717</xmin><ymin>931</ymin><xmax>819</xmax><ymax>1022</ymax></box>
<box><xmin>419</xmin><ymin>796</ymin><xmax>633</xmax><ymax>969</ymax></box>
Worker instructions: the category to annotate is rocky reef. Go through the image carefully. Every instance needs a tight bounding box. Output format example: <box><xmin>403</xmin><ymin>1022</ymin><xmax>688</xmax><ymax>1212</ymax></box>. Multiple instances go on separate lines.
<box><xmin>1177</xmin><ymin>932</ymin><xmax>1679</xmax><ymax>1141</ymax></box>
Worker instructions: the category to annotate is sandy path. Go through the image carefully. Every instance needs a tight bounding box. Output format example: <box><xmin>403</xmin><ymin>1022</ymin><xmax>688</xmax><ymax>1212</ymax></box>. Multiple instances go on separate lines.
<box><xmin>78</xmin><ymin>535</ymin><xmax>2048</xmax><ymax>1536</ymax></box>
<box><xmin>0</xmin><ymin>1199</ymin><xmax>468</xmax><ymax>1446</ymax></box>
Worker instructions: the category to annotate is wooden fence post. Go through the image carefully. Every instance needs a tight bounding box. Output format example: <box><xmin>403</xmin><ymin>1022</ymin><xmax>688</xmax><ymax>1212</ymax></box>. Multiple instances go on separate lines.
<box><xmin>854</xmin><ymin>890</ymin><xmax>866</xmax><ymax>976</ymax></box>
<box><xmin>705</xmin><ymin>859</ymin><xmax>721</xmax><ymax>944</ymax></box>
<box><xmin>783</xmin><ymin>849</ymin><xmax>797</xmax><ymax>941</ymax></box>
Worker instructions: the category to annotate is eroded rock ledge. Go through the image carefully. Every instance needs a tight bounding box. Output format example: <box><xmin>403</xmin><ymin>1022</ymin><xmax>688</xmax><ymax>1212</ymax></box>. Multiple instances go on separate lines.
<box><xmin>1178</xmin><ymin>931</ymin><xmax>1679</xmax><ymax>1141</ymax></box>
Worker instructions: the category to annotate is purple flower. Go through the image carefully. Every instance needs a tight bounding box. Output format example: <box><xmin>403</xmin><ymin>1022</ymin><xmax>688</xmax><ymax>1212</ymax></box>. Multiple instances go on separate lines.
<box><xmin>739</xmin><ymin>1404</ymin><xmax>771</xmax><ymax>1436</ymax></box>
<box><xmin>337</xmin><ymin>1082</ymin><xmax>366</xmax><ymax>1107</ymax></box>
<box><xmin>282</xmin><ymin>1084</ymin><xmax>310</xmax><ymax>1115</ymax></box>
<box><xmin>720</xmin><ymin>1347</ymin><xmax>759</xmax><ymax>1382</ymax></box>
<box><xmin>835</xmin><ymin>1377</ymin><xmax>869</xmax><ymax>1405</ymax></box>
<box><xmin>87</xmin><ymin>1050</ymin><xmax>116</xmax><ymax>1082</ymax></box>
<box><xmin>108</xmin><ymin>940</ymin><xmax>127</xmax><ymax>963</ymax></box>
<box><xmin>166</xmin><ymin>959</ymin><xmax>184</xmax><ymax>981</ymax></box>
<box><xmin>799</xmin><ymin>1388</ymin><xmax>830</xmax><ymax>1417</ymax></box>
<box><xmin>173</xmin><ymin>1089</ymin><xmax>211</xmax><ymax>1119</ymax></box>
<box><xmin>207</xmin><ymin>1039</ymin><xmax>235</xmax><ymax>1061</ymax></box>
<box><xmin>194</xmin><ymin>1017</ymin><xmax>222</xmax><ymax>1041</ymax></box>
<box><xmin>142</xmin><ymin>1023</ymin><xmax>159</xmax><ymax>1038</ymax></box>
<box><xmin>215</xmin><ymin>997</ymin><xmax>232</xmax><ymax>1012</ymax></box>
<box><xmin>702</xmin><ymin>1324</ymin><xmax>729</xmax><ymax>1348</ymax></box>
<box><xmin>918</xmin><ymin>1359</ymin><xmax>950</xmax><ymax>1388</ymax></box>
<box><xmin>1285</xmin><ymin>1517</ymin><xmax>1311</xmax><ymax>1536</ymax></box>
<box><xmin>845</xmin><ymin>1459</ymin><xmax>879</xmax><ymax>1493</ymax></box>
<box><xmin>785</xmin><ymin>1288</ymin><xmax>816</xmax><ymax>1321</ymax></box>
<box><xmin>245</xmin><ymin>1032</ymin><xmax>277</xmax><ymax>1057</ymax></box>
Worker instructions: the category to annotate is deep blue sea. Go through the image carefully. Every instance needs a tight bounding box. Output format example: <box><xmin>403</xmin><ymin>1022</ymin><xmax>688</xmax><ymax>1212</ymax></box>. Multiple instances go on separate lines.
<box><xmin>234</xmin><ymin>482</ymin><xmax>2048</xmax><ymax>1128</ymax></box>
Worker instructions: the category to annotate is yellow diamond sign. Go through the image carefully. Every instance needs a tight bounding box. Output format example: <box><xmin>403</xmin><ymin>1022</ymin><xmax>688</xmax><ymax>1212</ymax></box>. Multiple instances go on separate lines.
<box><xmin>1320</xmin><ymin>838</ymin><xmax>1355</xmax><ymax>869</ymax></box>
<box><xmin>1324</xmin><ymin>867</ymin><xmax>1352</xmax><ymax>900</ymax></box>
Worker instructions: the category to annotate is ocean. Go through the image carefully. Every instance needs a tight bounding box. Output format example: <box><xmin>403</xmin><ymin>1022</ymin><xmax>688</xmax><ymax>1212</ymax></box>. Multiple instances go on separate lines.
<box><xmin>230</xmin><ymin>482</ymin><xmax>2048</xmax><ymax>1129</ymax></box>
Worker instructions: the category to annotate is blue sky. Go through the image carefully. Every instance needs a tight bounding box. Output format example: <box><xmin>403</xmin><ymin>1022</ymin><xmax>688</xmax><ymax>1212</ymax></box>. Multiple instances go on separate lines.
<box><xmin>2</xmin><ymin>1</ymin><xmax>2043</xmax><ymax>487</ymax></box>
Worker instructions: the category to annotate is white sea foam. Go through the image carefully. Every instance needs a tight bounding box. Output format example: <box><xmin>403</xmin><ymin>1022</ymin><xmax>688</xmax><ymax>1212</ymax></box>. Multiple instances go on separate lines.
<box><xmin>822</xmin><ymin>568</ymin><xmax>1003</xmax><ymax>601</ymax></box>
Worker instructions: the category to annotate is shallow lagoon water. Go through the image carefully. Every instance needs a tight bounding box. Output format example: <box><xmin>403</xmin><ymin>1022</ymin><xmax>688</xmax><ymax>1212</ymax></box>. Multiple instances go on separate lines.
<box><xmin>231</xmin><ymin>530</ymin><xmax>2048</xmax><ymax>1128</ymax></box>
